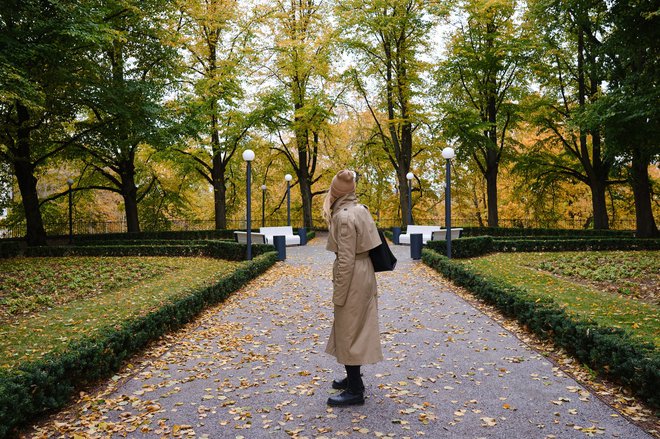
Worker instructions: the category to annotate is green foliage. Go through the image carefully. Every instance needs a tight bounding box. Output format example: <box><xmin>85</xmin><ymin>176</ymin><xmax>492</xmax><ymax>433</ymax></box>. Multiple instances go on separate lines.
<box><xmin>492</xmin><ymin>238</ymin><xmax>660</xmax><ymax>252</ymax></box>
<box><xmin>71</xmin><ymin>0</ymin><xmax>183</xmax><ymax>233</ymax></box>
<box><xmin>422</xmin><ymin>248</ymin><xmax>660</xmax><ymax>408</ymax></box>
<box><xmin>0</xmin><ymin>0</ymin><xmax>114</xmax><ymax>245</ymax></box>
<box><xmin>25</xmin><ymin>244</ymin><xmax>207</xmax><ymax>258</ymax></box>
<box><xmin>68</xmin><ymin>229</ymin><xmax>236</xmax><ymax>242</ymax></box>
<box><xmin>464</xmin><ymin>252</ymin><xmax>659</xmax><ymax>345</ymax></box>
<box><xmin>24</xmin><ymin>241</ymin><xmax>276</xmax><ymax>261</ymax></box>
<box><xmin>418</xmin><ymin>227</ymin><xmax>650</xmax><ymax>257</ymax></box>
<box><xmin>205</xmin><ymin>240</ymin><xmax>276</xmax><ymax>261</ymax></box>
<box><xmin>460</xmin><ymin>227</ymin><xmax>634</xmax><ymax>237</ymax></box>
<box><xmin>426</xmin><ymin>236</ymin><xmax>494</xmax><ymax>258</ymax></box>
<box><xmin>536</xmin><ymin>253</ymin><xmax>658</xmax><ymax>284</ymax></box>
<box><xmin>0</xmin><ymin>257</ymin><xmax>179</xmax><ymax>320</ymax></box>
<box><xmin>0</xmin><ymin>252</ymin><xmax>277</xmax><ymax>437</ymax></box>
<box><xmin>0</xmin><ymin>242</ymin><xmax>20</xmax><ymax>259</ymax></box>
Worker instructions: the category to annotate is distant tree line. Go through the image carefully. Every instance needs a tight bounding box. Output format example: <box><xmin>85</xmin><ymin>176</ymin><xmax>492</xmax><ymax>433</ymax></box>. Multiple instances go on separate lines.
<box><xmin>0</xmin><ymin>0</ymin><xmax>657</xmax><ymax>246</ymax></box>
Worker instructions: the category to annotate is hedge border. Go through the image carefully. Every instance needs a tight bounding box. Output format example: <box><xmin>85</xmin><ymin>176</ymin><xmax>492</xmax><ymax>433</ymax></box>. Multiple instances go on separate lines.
<box><xmin>426</xmin><ymin>237</ymin><xmax>660</xmax><ymax>259</ymax></box>
<box><xmin>459</xmin><ymin>226</ymin><xmax>635</xmax><ymax>238</ymax></box>
<box><xmin>20</xmin><ymin>240</ymin><xmax>276</xmax><ymax>261</ymax></box>
<box><xmin>422</xmin><ymin>248</ymin><xmax>660</xmax><ymax>409</ymax></box>
<box><xmin>0</xmin><ymin>241</ymin><xmax>21</xmax><ymax>259</ymax></box>
<box><xmin>49</xmin><ymin>228</ymin><xmax>315</xmax><ymax>244</ymax></box>
<box><xmin>0</xmin><ymin>251</ymin><xmax>278</xmax><ymax>438</ymax></box>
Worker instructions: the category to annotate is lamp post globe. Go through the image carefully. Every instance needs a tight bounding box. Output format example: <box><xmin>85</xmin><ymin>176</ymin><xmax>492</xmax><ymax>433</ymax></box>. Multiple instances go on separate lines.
<box><xmin>284</xmin><ymin>174</ymin><xmax>292</xmax><ymax>226</ymax></box>
<box><xmin>243</xmin><ymin>150</ymin><xmax>255</xmax><ymax>260</ymax></box>
<box><xmin>242</xmin><ymin>149</ymin><xmax>255</xmax><ymax>162</ymax></box>
<box><xmin>442</xmin><ymin>147</ymin><xmax>455</xmax><ymax>160</ymax></box>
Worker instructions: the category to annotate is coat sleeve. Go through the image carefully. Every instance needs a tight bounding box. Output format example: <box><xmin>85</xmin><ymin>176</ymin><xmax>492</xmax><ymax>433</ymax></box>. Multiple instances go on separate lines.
<box><xmin>333</xmin><ymin>213</ymin><xmax>357</xmax><ymax>307</ymax></box>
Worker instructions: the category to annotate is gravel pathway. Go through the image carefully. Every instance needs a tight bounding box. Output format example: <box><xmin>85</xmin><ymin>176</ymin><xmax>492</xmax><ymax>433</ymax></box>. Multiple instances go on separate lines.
<box><xmin>29</xmin><ymin>235</ymin><xmax>652</xmax><ymax>438</ymax></box>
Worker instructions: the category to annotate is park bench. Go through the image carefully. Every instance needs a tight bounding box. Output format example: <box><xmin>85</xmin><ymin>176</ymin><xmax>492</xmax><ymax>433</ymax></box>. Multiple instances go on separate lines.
<box><xmin>398</xmin><ymin>225</ymin><xmax>442</xmax><ymax>245</ymax></box>
<box><xmin>259</xmin><ymin>226</ymin><xmax>301</xmax><ymax>246</ymax></box>
<box><xmin>233</xmin><ymin>231</ymin><xmax>266</xmax><ymax>244</ymax></box>
<box><xmin>431</xmin><ymin>228</ymin><xmax>464</xmax><ymax>241</ymax></box>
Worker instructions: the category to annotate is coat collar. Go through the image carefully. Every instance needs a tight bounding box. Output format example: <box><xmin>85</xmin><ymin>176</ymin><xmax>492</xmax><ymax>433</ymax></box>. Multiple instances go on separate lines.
<box><xmin>332</xmin><ymin>193</ymin><xmax>357</xmax><ymax>214</ymax></box>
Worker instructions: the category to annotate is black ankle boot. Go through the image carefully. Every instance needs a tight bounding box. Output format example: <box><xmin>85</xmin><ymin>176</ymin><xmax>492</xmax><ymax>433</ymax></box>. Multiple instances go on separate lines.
<box><xmin>327</xmin><ymin>389</ymin><xmax>365</xmax><ymax>406</ymax></box>
<box><xmin>332</xmin><ymin>377</ymin><xmax>365</xmax><ymax>391</ymax></box>
<box><xmin>332</xmin><ymin>377</ymin><xmax>348</xmax><ymax>390</ymax></box>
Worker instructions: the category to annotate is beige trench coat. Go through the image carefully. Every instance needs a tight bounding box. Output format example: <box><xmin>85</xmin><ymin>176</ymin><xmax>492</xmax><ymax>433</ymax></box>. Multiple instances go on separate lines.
<box><xmin>325</xmin><ymin>193</ymin><xmax>383</xmax><ymax>365</ymax></box>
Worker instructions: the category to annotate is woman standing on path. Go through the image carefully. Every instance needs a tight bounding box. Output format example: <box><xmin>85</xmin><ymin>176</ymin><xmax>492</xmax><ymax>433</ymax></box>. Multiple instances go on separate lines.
<box><xmin>323</xmin><ymin>170</ymin><xmax>383</xmax><ymax>407</ymax></box>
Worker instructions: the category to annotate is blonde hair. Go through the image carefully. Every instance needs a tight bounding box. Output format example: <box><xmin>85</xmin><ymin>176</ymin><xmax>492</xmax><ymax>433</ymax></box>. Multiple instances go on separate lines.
<box><xmin>322</xmin><ymin>190</ymin><xmax>334</xmax><ymax>225</ymax></box>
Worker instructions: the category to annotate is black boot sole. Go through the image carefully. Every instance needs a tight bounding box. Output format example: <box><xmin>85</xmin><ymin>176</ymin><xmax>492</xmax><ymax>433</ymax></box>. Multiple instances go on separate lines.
<box><xmin>327</xmin><ymin>396</ymin><xmax>365</xmax><ymax>407</ymax></box>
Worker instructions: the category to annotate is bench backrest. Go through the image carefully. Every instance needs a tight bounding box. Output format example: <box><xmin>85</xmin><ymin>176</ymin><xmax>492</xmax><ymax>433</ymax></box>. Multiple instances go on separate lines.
<box><xmin>234</xmin><ymin>231</ymin><xmax>266</xmax><ymax>244</ymax></box>
<box><xmin>259</xmin><ymin>226</ymin><xmax>295</xmax><ymax>236</ymax></box>
<box><xmin>406</xmin><ymin>225</ymin><xmax>441</xmax><ymax>234</ymax></box>
<box><xmin>431</xmin><ymin>229</ymin><xmax>463</xmax><ymax>240</ymax></box>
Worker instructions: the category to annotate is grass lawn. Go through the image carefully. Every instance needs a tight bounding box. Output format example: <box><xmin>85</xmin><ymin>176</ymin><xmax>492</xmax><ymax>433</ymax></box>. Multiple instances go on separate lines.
<box><xmin>459</xmin><ymin>251</ymin><xmax>659</xmax><ymax>347</ymax></box>
<box><xmin>0</xmin><ymin>256</ymin><xmax>240</xmax><ymax>369</ymax></box>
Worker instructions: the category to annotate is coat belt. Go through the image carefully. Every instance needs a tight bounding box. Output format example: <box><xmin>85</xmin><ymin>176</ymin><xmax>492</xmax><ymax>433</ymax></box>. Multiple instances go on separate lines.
<box><xmin>355</xmin><ymin>252</ymin><xmax>370</xmax><ymax>260</ymax></box>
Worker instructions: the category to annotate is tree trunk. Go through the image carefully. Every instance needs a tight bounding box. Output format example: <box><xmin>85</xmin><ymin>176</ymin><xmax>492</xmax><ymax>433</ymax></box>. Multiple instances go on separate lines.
<box><xmin>397</xmin><ymin>168</ymin><xmax>411</xmax><ymax>228</ymax></box>
<box><xmin>212</xmin><ymin>149</ymin><xmax>227</xmax><ymax>230</ymax></box>
<box><xmin>120</xmin><ymin>165</ymin><xmax>140</xmax><ymax>233</ymax></box>
<box><xmin>589</xmin><ymin>179</ymin><xmax>609</xmax><ymax>230</ymax></box>
<box><xmin>299</xmin><ymin>176</ymin><xmax>313</xmax><ymax>228</ymax></box>
<box><xmin>485</xmin><ymin>163</ymin><xmax>499</xmax><ymax>227</ymax></box>
<box><xmin>13</xmin><ymin>102</ymin><xmax>47</xmax><ymax>246</ymax></box>
<box><xmin>14</xmin><ymin>160</ymin><xmax>47</xmax><ymax>246</ymax></box>
<box><xmin>630</xmin><ymin>151</ymin><xmax>658</xmax><ymax>237</ymax></box>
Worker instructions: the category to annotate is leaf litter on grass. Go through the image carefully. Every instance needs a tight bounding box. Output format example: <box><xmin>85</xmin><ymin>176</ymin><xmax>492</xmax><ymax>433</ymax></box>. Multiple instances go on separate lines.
<box><xmin>0</xmin><ymin>257</ymin><xmax>239</xmax><ymax>369</ymax></box>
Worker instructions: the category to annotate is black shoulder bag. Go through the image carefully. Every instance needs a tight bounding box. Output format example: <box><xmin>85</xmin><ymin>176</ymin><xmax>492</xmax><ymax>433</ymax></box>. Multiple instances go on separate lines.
<box><xmin>369</xmin><ymin>229</ymin><xmax>397</xmax><ymax>272</ymax></box>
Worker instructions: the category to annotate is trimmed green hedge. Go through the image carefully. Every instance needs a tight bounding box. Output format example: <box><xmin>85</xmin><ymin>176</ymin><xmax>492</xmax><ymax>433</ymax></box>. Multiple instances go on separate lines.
<box><xmin>422</xmin><ymin>248</ymin><xmax>660</xmax><ymax>409</ymax></box>
<box><xmin>72</xmin><ymin>239</ymin><xmax>224</xmax><ymax>246</ymax></box>
<box><xmin>65</xmin><ymin>229</ymin><xmax>237</xmax><ymax>242</ymax></box>
<box><xmin>426</xmin><ymin>236</ymin><xmax>493</xmax><ymax>258</ymax></box>
<box><xmin>0</xmin><ymin>241</ymin><xmax>21</xmax><ymax>259</ymax></box>
<box><xmin>460</xmin><ymin>226</ymin><xmax>635</xmax><ymax>238</ymax></box>
<box><xmin>492</xmin><ymin>238</ymin><xmax>660</xmax><ymax>252</ymax></box>
<box><xmin>0</xmin><ymin>251</ymin><xmax>278</xmax><ymax>438</ymax></box>
<box><xmin>205</xmin><ymin>240</ymin><xmax>275</xmax><ymax>261</ymax></box>
<box><xmin>24</xmin><ymin>241</ymin><xmax>276</xmax><ymax>261</ymax></box>
<box><xmin>426</xmin><ymin>237</ymin><xmax>660</xmax><ymax>258</ymax></box>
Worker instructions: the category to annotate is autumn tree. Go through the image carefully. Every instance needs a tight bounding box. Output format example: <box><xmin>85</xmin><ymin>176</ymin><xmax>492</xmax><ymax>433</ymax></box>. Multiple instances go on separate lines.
<box><xmin>74</xmin><ymin>0</ymin><xmax>181</xmax><ymax>233</ymax></box>
<box><xmin>436</xmin><ymin>0</ymin><xmax>528</xmax><ymax>227</ymax></box>
<box><xmin>176</xmin><ymin>0</ymin><xmax>261</xmax><ymax>230</ymax></box>
<box><xmin>0</xmin><ymin>0</ymin><xmax>111</xmax><ymax>245</ymax></box>
<box><xmin>335</xmin><ymin>0</ymin><xmax>443</xmax><ymax>227</ymax></box>
<box><xmin>522</xmin><ymin>0</ymin><xmax>616</xmax><ymax>229</ymax></box>
<box><xmin>582</xmin><ymin>0</ymin><xmax>658</xmax><ymax>237</ymax></box>
<box><xmin>259</xmin><ymin>0</ymin><xmax>337</xmax><ymax>228</ymax></box>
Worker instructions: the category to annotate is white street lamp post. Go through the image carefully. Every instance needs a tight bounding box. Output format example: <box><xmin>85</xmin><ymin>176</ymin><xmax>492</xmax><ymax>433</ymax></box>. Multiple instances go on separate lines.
<box><xmin>406</xmin><ymin>172</ymin><xmax>414</xmax><ymax>226</ymax></box>
<box><xmin>285</xmin><ymin>174</ymin><xmax>292</xmax><ymax>226</ymax></box>
<box><xmin>442</xmin><ymin>147</ymin><xmax>456</xmax><ymax>258</ymax></box>
<box><xmin>243</xmin><ymin>150</ymin><xmax>255</xmax><ymax>260</ymax></box>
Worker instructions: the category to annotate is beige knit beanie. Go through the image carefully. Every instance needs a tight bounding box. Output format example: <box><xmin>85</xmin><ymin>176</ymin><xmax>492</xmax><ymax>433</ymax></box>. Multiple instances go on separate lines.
<box><xmin>330</xmin><ymin>170</ymin><xmax>355</xmax><ymax>199</ymax></box>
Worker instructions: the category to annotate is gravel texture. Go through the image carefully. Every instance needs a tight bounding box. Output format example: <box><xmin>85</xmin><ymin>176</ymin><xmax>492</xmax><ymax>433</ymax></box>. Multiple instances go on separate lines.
<box><xmin>30</xmin><ymin>235</ymin><xmax>653</xmax><ymax>438</ymax></box>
